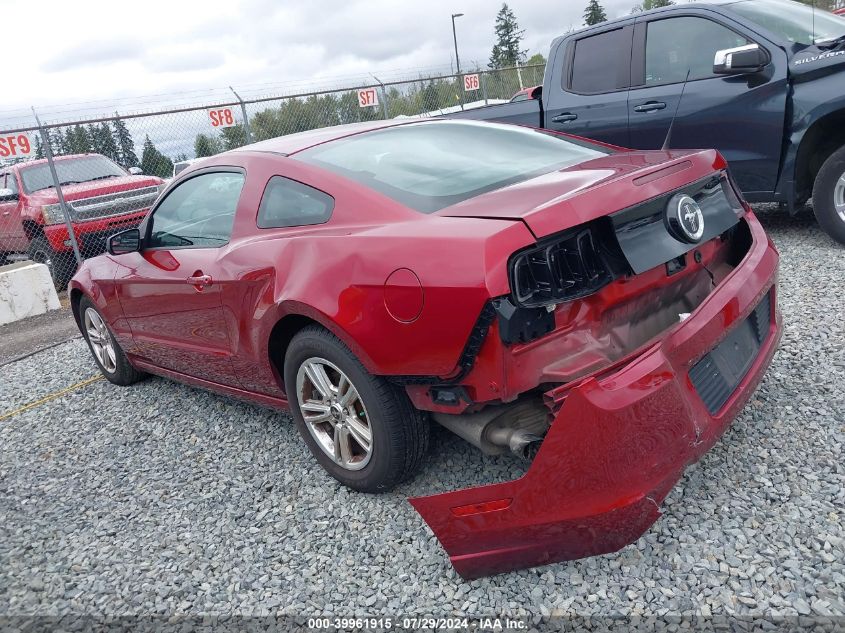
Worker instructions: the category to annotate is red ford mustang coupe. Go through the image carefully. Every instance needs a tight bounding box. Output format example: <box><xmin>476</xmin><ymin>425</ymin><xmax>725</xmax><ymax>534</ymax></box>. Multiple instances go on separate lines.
<box><xmin>70</xmin><ymin>120</ymin><xmax>781</xmax><ymax>578</ymax></box>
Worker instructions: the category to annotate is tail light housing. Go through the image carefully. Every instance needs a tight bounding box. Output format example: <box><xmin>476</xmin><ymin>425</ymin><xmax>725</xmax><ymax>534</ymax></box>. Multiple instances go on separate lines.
<box><xmin>509</xmin><ymin>227</ymin><xmax>616</xmax><ymax>308</ymax></box>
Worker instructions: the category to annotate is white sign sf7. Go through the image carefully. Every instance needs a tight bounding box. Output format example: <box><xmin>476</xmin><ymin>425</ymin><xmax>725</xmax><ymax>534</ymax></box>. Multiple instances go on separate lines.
<box><xmin>357</xmin><ymin>88</ymin><xmax>379</xmax><ymax>108</ymax></box>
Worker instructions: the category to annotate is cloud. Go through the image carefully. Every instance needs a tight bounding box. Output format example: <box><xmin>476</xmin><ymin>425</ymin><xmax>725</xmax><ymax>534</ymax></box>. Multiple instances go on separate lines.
<box><xmin>4</xmin><ymin>0</ymin><xmax>641</xmax><ymax>129</ymax></box>
<box><xmin>41</xmin><ymin>39</ymin><xmax>142</xmax><ymax>72</ymax></box>
<box><xmin>143</xmin><ymin>47</ymin><xmax>226</xmax><ymax>73</ymax></box>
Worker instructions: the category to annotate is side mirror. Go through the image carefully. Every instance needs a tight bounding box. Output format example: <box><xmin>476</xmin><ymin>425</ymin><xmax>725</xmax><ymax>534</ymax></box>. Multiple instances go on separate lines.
<box><xmin>0</xmin><ymin>187</ymin><xmax>18</xmax><ymax>202</ymax></box>
<box><xmin>128</xmin><ymin>167</ymin><xmax>143</xmax><ymax>175</ymax></box>
<box><xmin>530</xmin><ymin>85</ymin><xmax>543</xmax><ymax>100</ymax></box>
<box><xmin>107</xmin><ymin>228</ymin><xmax>141</xmax><ymax>255</ymax></box>
<box><xmin>714</xmin><ymin>44</ymin><xmax>768</xmax><ymax>75</ymax></box>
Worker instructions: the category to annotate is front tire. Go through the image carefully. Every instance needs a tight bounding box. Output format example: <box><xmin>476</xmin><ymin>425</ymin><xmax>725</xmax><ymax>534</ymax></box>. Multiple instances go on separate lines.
<box><xmin>813</xmin><ymin>145</ymin><xmax>845</xmax><ymax>245</ymax></box>
<box><xmin>284</xmin><ymin>325</ymin><xmax>429</xmax><ymax>493</ymax></box>
<box><xmin>79</xmin><ymin>297</ymin><xmax>146</xmax><ymax>386</ymax></box>
<box><xmin>28</xmin><ymin>236</ymin><xmax>77</xmax><ymax>290</ymax></box>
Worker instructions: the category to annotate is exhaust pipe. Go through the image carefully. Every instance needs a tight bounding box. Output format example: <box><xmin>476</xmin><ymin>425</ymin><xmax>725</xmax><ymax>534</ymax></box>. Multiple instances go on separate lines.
<box><xmin>432</xmin><ymin>398</ymin><xmax>549</xmax><ymax>458</ymax></box>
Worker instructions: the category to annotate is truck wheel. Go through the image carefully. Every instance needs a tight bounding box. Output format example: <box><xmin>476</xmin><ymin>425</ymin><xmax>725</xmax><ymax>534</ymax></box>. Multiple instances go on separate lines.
<box><xmin>813</xmin><ymin>145</ymin><xmax>845</xmax><ymax>245</ymax></box>
<box><xmin>79</xmin><ymin>296</ymin><xmax>146</xmax><ymax>385</ymax></box>
<box><xmin>284</xmin><ymin>325</ymin><xmax>429</xmax><ymax>493</ymax></box>
<box><xmin>27</xmin><ymin>236</ymin><xmax>77</xmax><ymax>290</ymax></box>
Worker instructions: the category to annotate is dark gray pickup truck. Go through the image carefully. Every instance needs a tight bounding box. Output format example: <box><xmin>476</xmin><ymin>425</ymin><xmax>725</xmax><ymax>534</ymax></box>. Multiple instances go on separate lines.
<box><xmin>452</xmin><ymin>0</ymin><xmax>845</xmax><ymax>244</ymax></box>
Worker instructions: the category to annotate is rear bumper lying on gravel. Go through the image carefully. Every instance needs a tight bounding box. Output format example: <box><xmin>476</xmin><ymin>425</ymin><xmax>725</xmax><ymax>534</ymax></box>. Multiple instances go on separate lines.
<box><xmin>410</xmin><ymin>213</ymin><xmax>782</xmax><ymax>579</ymax></box>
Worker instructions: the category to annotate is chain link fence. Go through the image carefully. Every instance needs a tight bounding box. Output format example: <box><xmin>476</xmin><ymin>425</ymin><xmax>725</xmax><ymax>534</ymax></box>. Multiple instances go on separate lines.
<box><xmin>0</xmin><ymin>64</ymin><xmax>543</xmax><ymax>290</ymax></box>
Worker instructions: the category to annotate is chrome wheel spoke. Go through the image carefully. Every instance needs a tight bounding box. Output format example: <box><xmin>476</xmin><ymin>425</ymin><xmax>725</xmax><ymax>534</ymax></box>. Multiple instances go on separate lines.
<box><xmin>345</xmin><ymin>414</ymin><xmax>372</xmax><ymax>451</ymax></box>
<box><xmin>835</xmin><ymin>174</ymin><xmax>845</xmax><ymax>220</ymax></box>
<box><xmin>337</xmin><ymin>426</ymin><xmax>354</xmax><ymax>465</ymax></box>
<box><xmin>301</xmin><ymin>400</ymin><xmax>332</xmax><ymax>424</ymax></box>
<box><xmin>304</xmin><ymin>362</ymin><xmax>334</xmax><ymax>400</ymax></box>
<box><xmin>338</xmin><ymin>382</ymin><xmax>359</xmax><ymax>408</ymax></box>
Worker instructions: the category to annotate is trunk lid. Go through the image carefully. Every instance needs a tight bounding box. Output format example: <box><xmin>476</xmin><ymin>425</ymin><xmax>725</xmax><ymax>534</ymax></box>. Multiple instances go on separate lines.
<box><xmin>437</xmin><ymin>149</ymin><xmax>723</xmax><ymax>239</ymax></box>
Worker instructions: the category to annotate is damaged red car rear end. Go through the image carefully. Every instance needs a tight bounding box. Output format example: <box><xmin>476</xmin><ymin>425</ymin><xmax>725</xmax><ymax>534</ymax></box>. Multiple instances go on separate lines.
<box><xmin>390</xmin><ymin>126</ymin><xmax>783</xmax><ymax>578</ymax></box>
<box><xmin>72</xmin><ymin>119</ymin><xmax>781</xmax><ymax>580</ymax></box>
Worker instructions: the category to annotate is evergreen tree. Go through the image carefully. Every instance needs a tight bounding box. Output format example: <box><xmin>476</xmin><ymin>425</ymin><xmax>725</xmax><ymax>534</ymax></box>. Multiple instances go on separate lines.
<box><xmin>112</xmin><ymin>114</ymin><xmax>139</xmax><ymax>168</ymax></box>
<box><xmin>140</xmin><ymin>135</ymin><xmax>174</xmax><ymax>178</ymax></box>
<box><xmin>97</xmin><ymin>123</ymin><xmax>120</xmax><ymax>163</ymax></box>
<box><xmin>488</xmin><ymin>4</ymin><xmax>527</xmax><ymax>69</ymax></box>
<box><xmin>220</xmin><ymin>124</ymin><xmax>248</xmax><ymax>151</ymax></box>
<box><xmin>87</xmin><ymin>124</ymin><xmax>101</xmax><ymax>154</ymax></box>
<box><xmin>194</xmin><ymin>133</ymin><xmax>221</xmax><ymax>157</ymax></box>
<box><xmin>35</xmin><ymin>134</ymin><xmax>45</xmax><ymax>159</ymax></box>
<box><xmin>583</xmin><ymin>0</ymin><xmax>608</xmax><ymax>25</ymax></box>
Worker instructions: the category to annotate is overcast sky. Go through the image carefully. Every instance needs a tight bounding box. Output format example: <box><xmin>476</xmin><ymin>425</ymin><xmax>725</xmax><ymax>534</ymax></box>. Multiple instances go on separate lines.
<box><xmin>2</xmin><ymin>0</ymin><xmax>640</xmax><ymax>129</ymax></box>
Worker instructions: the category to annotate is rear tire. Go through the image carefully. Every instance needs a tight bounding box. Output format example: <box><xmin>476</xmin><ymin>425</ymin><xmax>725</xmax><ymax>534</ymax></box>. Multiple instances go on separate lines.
<box><xmin>812</xmin><ymin>145</ymin><xmax>845</xmax><ymax>246</ymax></box>
<box><xmin>27</xmin><ymin>236</ymin><xmax>77</xmax><ymax>290</ymax></box>
<box><xmin>79</xmin><ymin>296</ymin><xmax>146</xmax><ymax>386</ymax></box>
<box><xmin>284</xmin><ymin>325</ymin><xmax>429</xmax><ymax>493</ymax></box>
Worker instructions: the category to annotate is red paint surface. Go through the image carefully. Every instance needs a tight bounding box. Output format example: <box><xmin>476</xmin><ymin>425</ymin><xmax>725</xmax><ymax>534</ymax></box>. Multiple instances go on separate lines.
<box><xmin>67</xmin><ymin>120</ymin><xmax>781</xmax><ymax>578</ymax></box>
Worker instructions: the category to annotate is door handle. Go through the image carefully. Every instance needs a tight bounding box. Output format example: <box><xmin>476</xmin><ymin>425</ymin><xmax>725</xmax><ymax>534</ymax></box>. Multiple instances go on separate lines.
<box><xmin>634</xmin><ymin>102</ymin><xmax>667</xmax><ymax>113</ymax></box>
<box><xmin>186</xmin><ymin>274</ymin><xmax>213</xmax><ymax>289</ymax></box>
<box><xmin>551</xmin><ymin>113</ymin><xmax>578</xmax><ymax>123</ymax></box>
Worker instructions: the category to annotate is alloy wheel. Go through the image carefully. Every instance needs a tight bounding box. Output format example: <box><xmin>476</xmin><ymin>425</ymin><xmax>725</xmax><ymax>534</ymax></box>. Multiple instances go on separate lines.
<box><xmin>84</xmin><ymin>307</ymin><xmax>117</xmax><ymax>374</ymax></box>
<box><xmin>834</xmin><ymin>171</ymin><xmax>845</xmax><ymax>223</ymax></box>
<box><xmin>295</xmin><ymin>357</ymin><xmax>373</xmax><ymax>471</ymax></box>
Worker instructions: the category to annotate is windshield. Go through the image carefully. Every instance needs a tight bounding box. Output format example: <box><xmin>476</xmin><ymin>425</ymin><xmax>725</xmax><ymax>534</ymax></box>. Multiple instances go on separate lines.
<box><xmin>295</xmin><ymin>121</ymin><xmax>610</xmax><ymax>213</ymax></box>
<box><xmin>729</xmin><ymin>0</ymin><xmax>845</xmax><ymax>45</ymax></box>
<box><xmin>20</xmin><ymin>155</ymin><xmax>128</xmax><ymax>193</ymax></box>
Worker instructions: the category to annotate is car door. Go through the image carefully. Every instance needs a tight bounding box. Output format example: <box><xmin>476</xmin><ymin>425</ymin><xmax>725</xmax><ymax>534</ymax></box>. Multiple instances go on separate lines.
<box><xmin>543</xmin><ymin>22</ymin><xmax>634</xmax><ymax>147</ymax></box>
<box><xmin>113</xmin><ymin>168</ymin><xmax>245</xmax><ymax>386</ymax></box>
<box><xmin>0</xmin><ymin>171</ymin><xmax>26</xmax><ymax>252</ymax></box>
<box><xmin>627</xmin><ymin>11</ymin><xmax>789</xmax><ymax>194</ymax></box>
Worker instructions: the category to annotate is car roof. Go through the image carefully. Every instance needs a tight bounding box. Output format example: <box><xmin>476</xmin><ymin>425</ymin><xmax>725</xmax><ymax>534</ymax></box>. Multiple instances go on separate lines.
<box><xmin>231</xmin><ymin>120</ymin><xmax>418</xmax><ymax>156</ymax></box>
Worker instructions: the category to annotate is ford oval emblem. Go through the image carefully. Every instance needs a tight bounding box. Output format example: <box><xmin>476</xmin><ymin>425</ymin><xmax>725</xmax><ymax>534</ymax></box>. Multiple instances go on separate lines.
<box><xmin>667</xmin><ymin>194</ymin><xmax>704</xmax><ymax>243</ymax></box>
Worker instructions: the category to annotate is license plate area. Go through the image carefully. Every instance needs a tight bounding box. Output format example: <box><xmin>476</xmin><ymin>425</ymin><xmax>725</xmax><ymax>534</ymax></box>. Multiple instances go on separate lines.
<box><xmin>689</xmin><ymin>291</ymin><xmax>771</xmax><ymax>415</ymax></box>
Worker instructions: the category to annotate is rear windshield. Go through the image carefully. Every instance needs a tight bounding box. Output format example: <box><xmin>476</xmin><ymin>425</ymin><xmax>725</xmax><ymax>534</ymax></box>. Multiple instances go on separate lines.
<box><xmin>295</xmin><ymin>121</ymin><xmax>610</xmax><ymax>213</ymax></box>
<box><xmin>20</xmin><ymin>155</ymin><xmax>127</xmax><ymax>193</ymax></box>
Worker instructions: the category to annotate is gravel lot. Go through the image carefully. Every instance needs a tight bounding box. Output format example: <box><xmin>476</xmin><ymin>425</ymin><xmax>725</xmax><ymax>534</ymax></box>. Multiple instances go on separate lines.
<box><xmin>1</xmin><ymin>205</ymin><xmax>843</xmax><ymax>624</ymax></box>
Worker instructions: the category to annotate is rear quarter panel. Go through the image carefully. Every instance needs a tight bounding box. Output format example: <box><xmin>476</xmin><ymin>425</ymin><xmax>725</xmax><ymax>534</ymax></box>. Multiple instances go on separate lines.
<box><xmin>216</xmin><ymin>154</ymin><xmax>536</xmax><ymax>396</ymax></box>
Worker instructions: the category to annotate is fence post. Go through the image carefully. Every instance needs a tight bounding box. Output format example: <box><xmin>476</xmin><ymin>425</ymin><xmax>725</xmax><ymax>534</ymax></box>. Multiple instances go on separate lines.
<box><xmin>481</xmin><ymin>72</ymin><xmax>489</xmax><ymax>106</ymax></box>
<box><xmin>229</xmin><ymin>86</ymin><xmax>253</xmax><ymax>144</ymax></box>
<box><xmin>31</xmin><ymin>108</ymin><xmax>83</xmax><ymax>267</ymax></box>
<box><xmin>371</xmin><ymin>75</ymin><xmax>389</xmax><ymax>120</ymax></box>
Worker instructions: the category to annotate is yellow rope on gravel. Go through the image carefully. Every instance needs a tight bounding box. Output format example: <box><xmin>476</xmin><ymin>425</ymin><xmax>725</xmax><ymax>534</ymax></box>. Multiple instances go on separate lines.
<box><xmin>0</xmin><ymin>375</ymin><xmax>104</xmax><ymax>422</ymax></box>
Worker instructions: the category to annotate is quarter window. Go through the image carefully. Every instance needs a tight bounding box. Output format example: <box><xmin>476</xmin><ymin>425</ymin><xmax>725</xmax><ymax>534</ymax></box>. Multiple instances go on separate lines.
<box><xmin>645</xmin><ymin>17</ymin><xmax>750</xmax><ymax>86</ymax></box>
<box><xmin>257</xmin><ymin>176</ymin><xmax>333</xmax><ymax>228</ymax></box>
<box><xmin>6</xmin><ymin>172</ymin><xmax>18</xmax><ymax>194</ymax></box>
<box><xmin>569</xmin><ymin>28</ymin><xmax>631</xmax><ymax>94</ymax></box>
<box><xmin>148</xmin><ymin>171</ymin><xmax>244</xmax><ymax>248</ymax></box>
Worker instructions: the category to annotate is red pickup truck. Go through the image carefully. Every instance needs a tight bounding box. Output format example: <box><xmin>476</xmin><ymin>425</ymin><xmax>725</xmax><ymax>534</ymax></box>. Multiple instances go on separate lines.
<box><xmin>0</xmin><ymin>154</ymin><xmax>163</xmax><ymax>288</ymax></box>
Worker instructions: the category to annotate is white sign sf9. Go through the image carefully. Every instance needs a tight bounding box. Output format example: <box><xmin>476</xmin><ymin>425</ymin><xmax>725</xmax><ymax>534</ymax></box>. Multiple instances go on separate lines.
<box><xmin>208</xmin><ymin>107</ymin><xmax>238</xmax><ymax>129</ymax></box>
<box><xmin>0</xmin><ymin>133</ymin><xmax>34</xmax><ymax>159</ymax></box>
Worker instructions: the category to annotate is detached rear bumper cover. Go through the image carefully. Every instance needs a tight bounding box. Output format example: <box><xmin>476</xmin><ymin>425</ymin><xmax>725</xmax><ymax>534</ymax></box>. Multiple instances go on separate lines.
<box><xmin>410</xmin><ymin>215</ymin><xmax>781</xmax><ymax>579</ymax></box>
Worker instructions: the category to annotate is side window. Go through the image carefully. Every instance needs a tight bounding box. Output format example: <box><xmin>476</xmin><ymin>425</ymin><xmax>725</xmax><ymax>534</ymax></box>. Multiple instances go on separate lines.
<box><xmin>569</xmin><ymin>28</ymin><xmax>631</xmax><ymax>94</ymax></box>
<box><xmin>148</xmin><ymin>171</ymin><xmax>244</xmax><ymax>248</ymax></box>
<box><xmin>6</xmin><ymin>172</ymin><xmax>18</xmax><ymax>194</ymax></box>
<box><xmin>645</xmin><ymin>17</ymin><xmax>750</xmax><ymax>85</ymax></box>
<box><xmin>257</xmin><ymin>176</ymin><xmax>333</xmax><ymax>229</ymax></box>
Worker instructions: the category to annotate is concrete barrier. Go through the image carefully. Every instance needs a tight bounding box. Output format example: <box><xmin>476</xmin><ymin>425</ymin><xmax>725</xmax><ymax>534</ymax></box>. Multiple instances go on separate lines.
<box><xmin>0</xmin><ymin>262</ymin><xmax>61</xmax><ymax>326</ymax></box>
